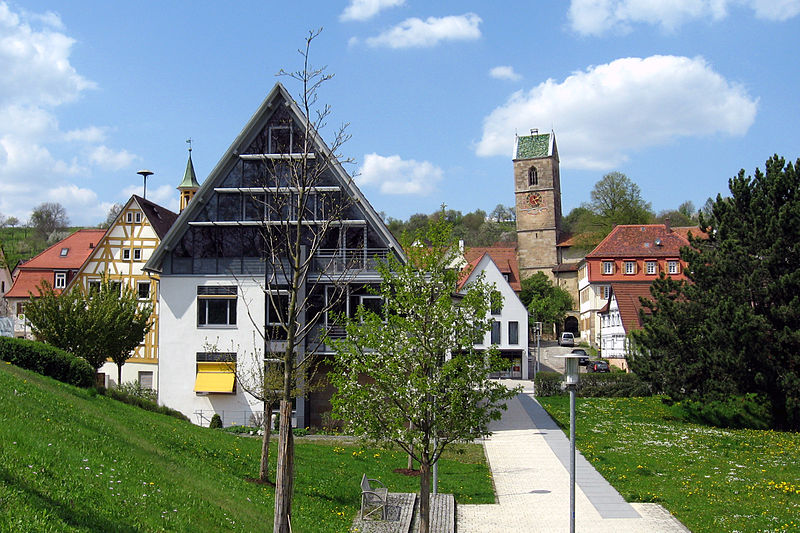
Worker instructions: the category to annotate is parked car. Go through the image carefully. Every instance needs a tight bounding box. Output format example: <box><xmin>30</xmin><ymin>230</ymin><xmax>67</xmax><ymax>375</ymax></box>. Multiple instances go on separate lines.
<box><xmin>570</xmin><ymin>348</ymin><xmax>590</xmax><ymax>366</ymax></box>
<box><xmin>559</xmin><ymin>332</ymin><xmax>574</xmax><ymax>347</ymax></box>
<box><xmin>588</xmin><ymin>360</ymin><xmax>610</xmax><ymax>373</ymax></box>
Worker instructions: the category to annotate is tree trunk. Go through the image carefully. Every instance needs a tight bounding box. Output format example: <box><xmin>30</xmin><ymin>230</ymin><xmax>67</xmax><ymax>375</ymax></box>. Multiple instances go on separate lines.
<box><xmin>273</xmin><ymin>400</ymin><xmax>294</xmax><ymax>533</ymax></box>
<box><xmin>260</xmin><ymin>401</ymin><xmax>273</xmax><ymax>483</ymax></box>
<box><xmin>419</xmin><ymin>460</ymin><xmax>431</xmax><ymax>533</ymax></box>
<box><xmin>117</xmin><ymin>364</ymin><xmax>123</xmax><ymax>388</ymax></box>
<box><xmin>407</xmin><ymin>448</ymin><xmax>413</xmax><ymax>470</ymax></box>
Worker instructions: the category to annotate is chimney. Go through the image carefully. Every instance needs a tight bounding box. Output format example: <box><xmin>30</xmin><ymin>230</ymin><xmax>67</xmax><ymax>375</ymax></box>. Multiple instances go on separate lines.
<box><xmin>664</xmin><ymin>217</ymin><xmax>671</xmax><ymax>233</ymax></box>
<box><xmin>530</xmin><ymin>128</ymin><xmax>538</xmax><ymax>135</ymax></box>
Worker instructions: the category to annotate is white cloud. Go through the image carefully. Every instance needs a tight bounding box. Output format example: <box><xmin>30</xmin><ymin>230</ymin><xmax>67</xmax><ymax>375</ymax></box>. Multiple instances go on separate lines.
<box><xmin>64</xmin><ymin>126</ymin><xmax>107</xmax><ymax>143</ymax></box>
<box><xmin>490</xmin><ymin>66</ymin><xmax>522</xmax><ymax>81</ymax></box>
<box><xmin>365</xmin><ymin>13</ymin><xmax>482</xmax><ymax>48</ymax></box>
<box><xmin>356</xmin><ymin>153</ymin><xmax>443</xmax><ymax>195</ymax></box>
<box><xmin>569</xmin><ymin>0</ymin><xmax>800</xmax><ymax>35</ymax></box>
<box><xmin>340</xmin><ymin>0</ymin><xmax>404</xmax><ymax>21</ymax></box>
<box><xmin>475</xmin><ymin>55</ymin><xmax>758</xmax><ymax>170</ymax></box>
<box><xmin>88</xmin><ymin>145</ymin><xmax>137</xmax><ymax>171</ymax></box>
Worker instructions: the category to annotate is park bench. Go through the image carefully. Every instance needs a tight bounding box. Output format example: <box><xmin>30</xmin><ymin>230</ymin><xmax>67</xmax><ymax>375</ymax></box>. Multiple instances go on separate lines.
<box><xmin>360</xmin><ymin>473</ymin><xmax>388</xmax><ymax>520</ymax></box>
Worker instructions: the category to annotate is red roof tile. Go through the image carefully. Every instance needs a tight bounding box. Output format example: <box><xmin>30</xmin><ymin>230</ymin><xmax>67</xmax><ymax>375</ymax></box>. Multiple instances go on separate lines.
<box><xmin>463</xmin><ymin>246</ymin><xmax>521</xmax><ymax>291</ymax></box>
<box><xmin>586</xmin><ymin>224</ymin><xmax>692</xmax><ymax>258</ymax></box>
<box><xmin>610</xmin><ymin>283</ymin><xmax>654</xmax><ymax>333</ymax></box>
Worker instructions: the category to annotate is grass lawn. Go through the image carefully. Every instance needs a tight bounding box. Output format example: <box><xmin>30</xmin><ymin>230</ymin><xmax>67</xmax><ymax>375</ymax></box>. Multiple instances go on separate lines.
<box><xmin>539</xmin><ymin>396</ymin><xmax>800</xmax><ymax>533</ymax></box>
<box><xmin>0</xmin><ymin>362</ymin><xmax>492</xmax><ymax>532</ymax></box>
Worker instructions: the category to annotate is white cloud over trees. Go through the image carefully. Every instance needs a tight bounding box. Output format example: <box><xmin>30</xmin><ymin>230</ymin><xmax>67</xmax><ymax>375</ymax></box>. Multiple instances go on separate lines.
<box><xmin>356</xmin><ymin>153</ymin><xmax>443</xmax><ymax>195</ymax></box>
<box><xmin>476</xmin><ymin>55</ymin><xmax>757</xmax><ymax>170</ymax></box>
<box><xmin>569</xmin><ymin>0</ymin><xmax>800</xmax><ymax>35</ymax></box>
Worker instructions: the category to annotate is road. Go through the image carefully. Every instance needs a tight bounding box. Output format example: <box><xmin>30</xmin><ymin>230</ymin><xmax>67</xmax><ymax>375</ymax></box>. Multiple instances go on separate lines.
<box><xmin>530</xmin><ymin>340</ymin><xmax>594</xmax><ymax>375</ymax></box>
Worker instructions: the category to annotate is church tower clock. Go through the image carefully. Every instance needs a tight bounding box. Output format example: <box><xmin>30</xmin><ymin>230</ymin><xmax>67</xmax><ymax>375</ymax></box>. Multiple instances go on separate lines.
<box><xmin>514</xmin><ymin>129</ymin><xmax>562</xmax><ymax>279</ymax></box>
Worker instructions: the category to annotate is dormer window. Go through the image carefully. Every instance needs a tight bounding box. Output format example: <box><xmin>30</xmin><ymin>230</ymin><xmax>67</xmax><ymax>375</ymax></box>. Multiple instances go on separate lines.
<box><xmin>54</xmin><ymin>272</ymin><xmax>67</xmax><ymax>289</ymax></box>
<box><xmin>60</xmin><ymin>248</ymin><xmax>69</xmax><ymax>257</ymax></box>
<box><xmin>126</xmin><ymin>212</ymin><xmax>133</xmax><ymax>223</ymax></box>
<box><xmin>528</xmin><ymin>167</ymin><xmax>538</xmax><ymax>186</ymax></box>
<box><xmin>135</xmin><ymin>212</ymin><xmax>142</xmax><ymax>223</ymax></box>
<box><xmin>602</xmin><ymin>261</ymin><xmax>614</xmax><ymax>275</ymax></box>
<box><xmin>624</xmin><ymin>261</ymin><xmax>636</xmax><ymax>275</ymax></box>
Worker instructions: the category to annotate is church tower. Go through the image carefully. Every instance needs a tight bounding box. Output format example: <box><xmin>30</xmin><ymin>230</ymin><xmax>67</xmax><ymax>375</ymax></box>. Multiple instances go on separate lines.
<box><xmin>514</xmin><ymin>130</ymin><xmax>562</xmax><ymax>279</ymax></box>
<box><xmin>177</xmin><ymin>143</ymin><xmax>200</xmax><ymax>212</ymax></box>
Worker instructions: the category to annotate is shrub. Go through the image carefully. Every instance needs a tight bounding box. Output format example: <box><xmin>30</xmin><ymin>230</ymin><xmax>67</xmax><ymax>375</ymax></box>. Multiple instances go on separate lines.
<box><xmin>0</xmin><ymin>336</ymin><xmax>94</xmax><ymax>388</ymax></box>
<box><xmin>209</xmin><ymin>413</ymin><xmax>223</xmax><ymax>429</ymax></box>
<box><xmin>103</xmin><ymin>386</ymin><xmax>190</xmax><ymax>422</ymax></box>
<box><xmin>117</xmin><ymin>381</ymin><xmax>158</xmax><ymax>403</ymax></box>
<box><xmin>676</xmin><ymin>394</ymin><xmax>773</xmax><ymax>430</ymax></box>
<box><xmin>534</xmin><ymin>372</ymin><xmax>564</xmax><ymax>396</ymax></box>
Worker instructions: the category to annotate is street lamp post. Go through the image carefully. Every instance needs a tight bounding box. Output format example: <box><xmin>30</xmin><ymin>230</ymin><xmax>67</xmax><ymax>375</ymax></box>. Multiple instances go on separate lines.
<box><xmin>556</xmin><ymin>354</ymin><xmax>581</xmax><ymax>533</ymax></box>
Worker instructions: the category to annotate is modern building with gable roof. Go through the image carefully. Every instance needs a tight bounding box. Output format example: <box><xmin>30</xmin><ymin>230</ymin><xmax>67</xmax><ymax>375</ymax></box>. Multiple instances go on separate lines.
<box><xmin>145</xmin><ymin>82</ymin><xmax>404</xmax><ymax>427</ymax></box>
<box><xmin>68</xmin><ymin>194</ymin><xmax>178</xmax><ymax>389</ymax></box>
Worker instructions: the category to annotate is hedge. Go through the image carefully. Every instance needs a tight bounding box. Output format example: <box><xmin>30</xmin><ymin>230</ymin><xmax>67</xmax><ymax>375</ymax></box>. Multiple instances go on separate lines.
<box><xmin>534</xmin><ymin>371</ymin><xmax>651</xmax><ymax>398</ymax></box>
<box><xmin>0</xmin><ymin>336</ymin><xmax>95</xmax><ymax>388</ymax></box>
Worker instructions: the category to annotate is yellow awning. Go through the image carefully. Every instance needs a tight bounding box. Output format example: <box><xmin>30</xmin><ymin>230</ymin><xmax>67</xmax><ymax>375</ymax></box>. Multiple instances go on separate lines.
<box><xmin>194</xmin><ymin>362</ymin><xmax>236</xmax><ymax>393</ymax></box>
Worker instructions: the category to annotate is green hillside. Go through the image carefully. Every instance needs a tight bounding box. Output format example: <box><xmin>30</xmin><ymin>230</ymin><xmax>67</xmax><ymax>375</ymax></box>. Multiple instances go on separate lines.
<box><xmin>0</xmin><ymin>227</ymin><xmax>83</xmax><ymax>270</ymax></box>
<box><xmin>0</xmin><ymin>362</ymin><xmax>492</xmax><ymax>532</ymax></box>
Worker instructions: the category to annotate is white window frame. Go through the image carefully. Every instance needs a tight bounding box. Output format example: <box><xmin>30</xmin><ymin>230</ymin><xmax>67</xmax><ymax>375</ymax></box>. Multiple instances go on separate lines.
<box><xmin>601</xmin><ymin>285</ymin><xmax>610</xmax><ymax>300</ymax></box>
<box><xmin>646</xmin><ymin>261</ymin><xmax>657</xmax><ymax>275</ymax></box>
<box><xmin>134</xmin><ymin>212</ymin><xmax>142</xmax><ymax>223</ymax></box>
<box><xmin>602</xmin><ymin>261</ymin><xmax>614</xmax><ymax>275</ymax></box>
<box><xmin>126</xmin><ymin>212</ymin><xmax>133</xmax><ymax>223</ymax></box>
<box><xmin>138</xmin><ymin>371</ymin><xmax>154</xmax><ymax>389</ymax></box>
<box><xmin>137</xmin><ymin>281</ymin><xmax>151</xmax><ymax>300</ymax></box>
<box><xmin>624</xmin><ymin>261</ymin><xmax>636</xmax><ymax>275</ymax></box>
<box><xmin>133</xmin><ymin>248</ymin><xmax>142</xmax><ymax>261</ymax></box>
<box><xmin>54</xmin><ymin>272</ymin><xmax>67</xmax><ymax>289</ymax></box>
<box><xmin>122</xmin><ymin>249</ymin><xmax>131</xmax><ymax>261</ymax></box>
<box><xmin>88</xmin><ymin>279</ymin><xmax>101</xmax><ymax>294</ymax></box>
<box><xmin>668</xmin><ymin>260</ymin><xmax>680</xmax><ymax>275</ymax></box>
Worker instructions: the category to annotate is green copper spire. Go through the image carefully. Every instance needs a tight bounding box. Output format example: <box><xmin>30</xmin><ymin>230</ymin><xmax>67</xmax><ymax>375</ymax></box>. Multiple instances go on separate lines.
<box><xmin>177</xmin><ymin>144</ymin><xmax>200</xmax><ymax>190</ymax></box>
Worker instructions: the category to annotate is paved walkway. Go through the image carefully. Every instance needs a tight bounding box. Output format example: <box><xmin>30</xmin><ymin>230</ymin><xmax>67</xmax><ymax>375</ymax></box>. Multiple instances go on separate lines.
<box><xmin>458</xmin><ymin>380</ymin><xmax>690</xmax><ymax>532</ymax></box>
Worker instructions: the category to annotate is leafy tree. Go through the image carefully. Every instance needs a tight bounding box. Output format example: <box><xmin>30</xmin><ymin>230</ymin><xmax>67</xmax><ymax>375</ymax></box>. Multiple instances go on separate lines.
<box><xmin>519</xmin><ymin>272</ymin><xmax>574</xmax><ymax>332</ymax></box>
<box><xmin>24</xmin><ymin>277</ymin><xmax>152</xmax><ymax>386</ymax></box>
<box><xmin>99</xmin><ymin>203</ymin><xmax>124</xmax><ymax>228</ymax></box>
<box><xmin>631</xmin><ymin>155</ymin><xmax>800</xmax><ymax>429</ymax></box>
<box><xmin>329</xmin><ymin>216</ymin><xmax>517</xmax><ymax>533</ymax></box>
<box><xmin>29</xmin><ymin>202</ymin><xmax>69</xmax><ymax>241</ymax></box>
<box><xmin>5</xmin><ymin>216</ymin><xmax>19</xmax><ymax>228</ymax></box>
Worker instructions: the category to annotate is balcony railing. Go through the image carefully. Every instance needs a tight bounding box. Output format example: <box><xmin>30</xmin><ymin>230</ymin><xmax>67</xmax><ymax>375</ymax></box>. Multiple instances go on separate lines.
<box><xmin>311</xmin><ymin>248</ymin><xmax>390</xmax><ymax>273</ymax></box>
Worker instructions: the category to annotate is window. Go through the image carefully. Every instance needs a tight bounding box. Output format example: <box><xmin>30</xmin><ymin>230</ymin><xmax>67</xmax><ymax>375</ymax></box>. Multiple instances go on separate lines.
<box><xmin>491</xmin><ymin>321</ymin><xmax>501</xmax><ymax>344</ymax></box>
<box><xmin>508</xmin><ymin>321</ymin><xmax>519</xmax><ymax>345</ymax></box>
<box><xmin>122</xmin><ymin>249</ymin><xmax>131</xmax><ymax>261</ymax></box>
<box><xmin>194</xmin><ymin>352</ymin><xmax>236</xmax><ymax>394</ymax></box>
<box><xmin>60</xmin><ymin>248</ymin><xmax>69</xmax><ymax>257</ymax></box>
<box><xmin>668</xmin><ymin>261</ymin><xmax>680</xmax><ymax>275</ymax></box>
<box><xmin>138</xmin><ymin>371</ymin><xmax>153</xmax><ymax>389</ymax></box>
<box><xmin>269</xmin><ymin>125</ymin><xmax>292</xmax><ymax>154</ymax></box>
<box><xmin>266</xmin><ymin>291</ymin><xmax>289</xmax><ymax>340</ymax></box>
<box><xmin>126</xmin><ymin>212</ymin><xmax>133</xmax><ymax>223</ymax></box>
<box><xmin>490</xmin><ymin>290</ymin><xmax>502</xmax><ymax>315</ymax></box>
<box><xmin>646</xmin><ymin>261</ymin><xmax>657</xmax><ymax>275</ymax></box>
<box><xmin>528</xmin><ymin>167</ymin><xmax>538</xmax><ymax>186</ymax></box>
<box><xmin>16</xmin><ymin>302</ymin><xmax>26</xmax><ymax>318</ymax></box>
<box><xmin>197</xmin><ymin>286</ymin><xmax>237</xmax><ymax>327</ymax></box>
<box><xmin>601</xmin><ymin>285</ymin><xmax>610</xmax><ymax>300</ymax></box>
<box><xmin>110</xmin><ymin>281</ymin><xmax>122</xmax><ymax>295</ymax></box>
<box><xmin>359</xmin><ymin>295</ymin><xmax>384</xmax><ymax>320</ymax></box>
<box><xmin>88</xmin><ymin>279</ymin><xmax>101</xmax><ymax>294</ymax></box>
<box><xmin>137</xmin><ymin>281</ymin><xmax>150</xmax><ymax>300</ymax></box>
<box><xmin>602</xmin><ymin>261</ymin><xmax>614</xmax><ymax>275</ymax></box>
<box><xmin>134</xmin><ymin>212</ymin><xmax>142</xmax><ymax>223</ymax></box>
<box><xmin>133</xmin><ymin>248</ymin><xmax>142</xmax><ymax>261</ymax></box>
<box><xmin>54</xmin><ymin>272</ymin><xmax>67</xmax><ymax>289</ymax></box>
<box><xmin>624</xmin><ymin>261</ymin><xmax>636</xmax><ymax>275</ymax></box>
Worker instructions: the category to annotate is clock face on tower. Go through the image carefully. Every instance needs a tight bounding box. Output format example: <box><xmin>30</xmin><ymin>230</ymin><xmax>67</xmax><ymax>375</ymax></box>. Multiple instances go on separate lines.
<box><xmin>527</xmin><ymin>192</ymin><xmax>544</xmax><ymax>208</ymax></box>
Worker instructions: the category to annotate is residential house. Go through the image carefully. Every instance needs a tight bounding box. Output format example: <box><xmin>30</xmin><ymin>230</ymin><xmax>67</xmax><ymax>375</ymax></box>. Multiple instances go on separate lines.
<box><xmin>68</xmin><ymin>195</ymin><xmax>178</xmax><ymax>389</ymax></box>
<box><xmin>598</xmin><ymin>283</ymin><xmax>652</xmax><ymax>370</ymax></box>
<box><xmin>459</xmin><ymin>251</ymin><xmax>529</xmax><ymax>378</ymax></box>
<box><xmin>144</xmin><ymin>82</ymin><xmax>403</xmax><ymax>428</ymax></box>
<box><xmin>4</xmin><ymin>229</ymin><xmax>106</xmax><ymax>338</ymax></box>
<box><xmin>578</xmin><ymin>222</ymin><xmax>700</xmax><ymax>347</ymax></box>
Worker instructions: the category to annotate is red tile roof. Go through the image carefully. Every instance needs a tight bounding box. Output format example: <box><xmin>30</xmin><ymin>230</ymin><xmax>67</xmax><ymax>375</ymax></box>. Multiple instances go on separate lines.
<box><xmin>610</xmin><ymin>283</ymin><xmax>654</xmax><ymax>333</ymax></box>
<box><xmin>4</xmin><ymin>229</ymin><xmax>105</xmax><ymax>298</ymax></box>
<box><xmin>463</xmin><ymin>246</ymin><xmax>521</xmax><ymax>292</ymax></box>
<box><xmin>672</xmin><ymin>226</ymin><xmax>708</xmax><ymax>241</ymax></box>
<box><xmin>586</xmin><ymin>224</ymin><xmax>697</xmax><ymax>258</ymax></box>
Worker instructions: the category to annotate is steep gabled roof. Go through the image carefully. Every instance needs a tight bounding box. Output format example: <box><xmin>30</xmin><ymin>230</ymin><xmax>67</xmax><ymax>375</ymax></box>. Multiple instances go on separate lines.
<box><xmin>133</xmin><ymin>195</ymin><xmax>178</xmax><ymax>239</ymax></box>
<box><xmin>605</xmin><ymin>283</ymin><xmax>654</xmax><ymax>333</ymax></box>
<box><xmin>145</xmin><ymin>82</ymin><xmax>404</xmax><ymax>272</ymax></box>
<box><xmin>586</xmin><ymin>224</ymin><xmax>694</xmax><ymax>259</ymax></box>
<box><xmin>463</xmin><ymin>246</ymin><xmax>521</xmax><ymax>292</ymax></box>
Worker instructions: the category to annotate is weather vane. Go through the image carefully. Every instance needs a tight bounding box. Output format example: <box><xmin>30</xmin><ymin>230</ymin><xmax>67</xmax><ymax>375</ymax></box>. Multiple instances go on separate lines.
<box><xmin>186</xmin><ymin>138</ymin><xmax>193</xmax><ymax>152</ymax></box>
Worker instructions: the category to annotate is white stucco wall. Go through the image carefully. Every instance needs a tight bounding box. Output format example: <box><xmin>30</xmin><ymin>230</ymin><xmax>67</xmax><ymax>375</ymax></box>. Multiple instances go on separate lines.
<box><xmin>99</xmin><ymin>361</ymin><xmax>158</xmax><ymax>389</ymax></box>
<box><xmin>599</xmin><ymin>294</ymin><xmax>626</xmax><ymax>359</ymax></box>
<box><xmin>158</xmin><ymin>275</ymin><xmax>266</xmax><ymax>426</ymax></box>
<box><xmin>466</xmin><ymin>255</ymin><xmax>529</xmax><ymax>378</ymax></box>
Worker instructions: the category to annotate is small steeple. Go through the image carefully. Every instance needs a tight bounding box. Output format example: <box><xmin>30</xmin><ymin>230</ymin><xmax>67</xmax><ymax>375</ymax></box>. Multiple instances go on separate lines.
<box><xmin>177</xmin><ymin>139</ymin><xmax>200</xmax><ymax>212</ymax></box>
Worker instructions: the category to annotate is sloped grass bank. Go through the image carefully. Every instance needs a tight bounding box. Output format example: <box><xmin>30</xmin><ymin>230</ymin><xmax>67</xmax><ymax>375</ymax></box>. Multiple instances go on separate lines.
<box><xmin>0</xmin><ymin>363</ymin><xmax>492</xmax><ymax>532</ymax></box>
<box><xmin>539</xmin><ymin>396</ymin><xmax>800</xmax><ymax>533</ymax></box>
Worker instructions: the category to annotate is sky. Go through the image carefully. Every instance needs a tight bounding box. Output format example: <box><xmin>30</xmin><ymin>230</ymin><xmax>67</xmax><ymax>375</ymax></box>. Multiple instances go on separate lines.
<box><xmin>1</xmin><ymin>0</ymin><xmax>799</xmax><ymax>227</ymax></box>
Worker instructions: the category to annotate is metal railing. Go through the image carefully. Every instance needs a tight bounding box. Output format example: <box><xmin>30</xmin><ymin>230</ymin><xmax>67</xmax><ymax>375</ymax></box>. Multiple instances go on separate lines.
<box><xmin>194</xmin><ymin>409</ymin><xmax>296</xmax><ymax>428</ymax></box>
<box><xmin>311</xmin><ymin>248</ymin><xmax>390</xmax><ymax>273</ymax></box>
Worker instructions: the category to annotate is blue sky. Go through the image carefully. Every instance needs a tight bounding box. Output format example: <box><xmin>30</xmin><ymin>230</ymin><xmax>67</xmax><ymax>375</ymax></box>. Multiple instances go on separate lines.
<box><xmin>1</xmin><ymin>0</ymin><xmax>799</xmax><ymax>226</ymax></box>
